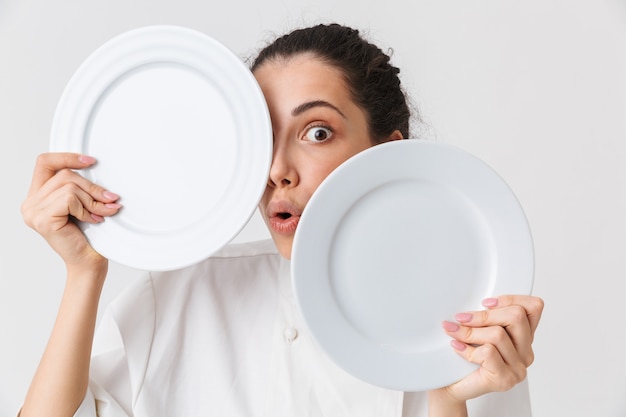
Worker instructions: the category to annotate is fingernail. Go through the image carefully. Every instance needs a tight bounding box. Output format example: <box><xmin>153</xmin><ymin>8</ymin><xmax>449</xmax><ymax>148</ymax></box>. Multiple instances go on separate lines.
<box><xmin>482</xmin><ymin>298</ymin><xmax>499</xmax><ymax>308</ymax></box>
<box><xmin>442</xmin><ymin>321</ymin><xmax>460</xmax><ymax>332</ymax></box>
<box><xmin>450</xmin><ymin>340</ymin><xmax>467</xmax><ymax>351</ymax></box>
<box><xmin>455</xmin><ymin>313</ymin><xmax>473</xmax><ymax>323</ymax></box>
<box><xmin>78</xmin><ymin>155</ymin><xmax>96</xmax><ymax>164</ymax></box>
<box><xmin>102</xmin><ymin>191</ymin><xmax>120</xmax><ymax>200</ymax></box>
<box><xmin>105</xmin><ymin>203</ymin><xmax>122</xmax><ymax>209</ymax></box>
<box><xmin>90</xmin><ymin>213</ymin><xmax>104</xmax><ymax>222</ymax></box>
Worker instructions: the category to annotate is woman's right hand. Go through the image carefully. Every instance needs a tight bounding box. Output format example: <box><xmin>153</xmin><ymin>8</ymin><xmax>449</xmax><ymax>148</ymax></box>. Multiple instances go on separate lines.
<box><xmin>20</xmin><ymin>154</ymin><xmax>123</xmax><ymax>417</ymax></box>
<box><xmin>21</xmin><ymin>152</ymin><xmax>122</xmax><ymax>270</ymax></box>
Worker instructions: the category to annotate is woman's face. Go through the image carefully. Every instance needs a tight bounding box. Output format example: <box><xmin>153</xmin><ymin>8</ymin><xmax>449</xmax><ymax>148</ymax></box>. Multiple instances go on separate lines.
<box><xmin>254</xmin><ymin>53</ymin><xmax>377</xmax><ymax>259</ymax></box>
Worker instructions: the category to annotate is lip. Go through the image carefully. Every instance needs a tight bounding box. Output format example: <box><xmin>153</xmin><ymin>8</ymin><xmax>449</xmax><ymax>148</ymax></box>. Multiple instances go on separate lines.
<box><xmin>266</xmin><ymin>200</ymin><xmax>303</xmax><ymax>235</ymax></box>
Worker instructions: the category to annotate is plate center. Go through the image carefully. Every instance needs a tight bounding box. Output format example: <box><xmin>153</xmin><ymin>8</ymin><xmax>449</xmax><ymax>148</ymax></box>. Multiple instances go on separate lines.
<box><xmin>85</xmin><ymin>62</ymin><xmax>237</xmax><ymax>234</ymax></box>
<box><xmin>329</xmin><ymin>179</ymin><xmax>496</xmax><ymax>353</ymax></box>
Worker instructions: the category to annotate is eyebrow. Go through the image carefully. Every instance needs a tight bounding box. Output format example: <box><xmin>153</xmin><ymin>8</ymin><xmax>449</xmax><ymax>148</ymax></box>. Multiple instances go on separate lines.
<box><xmin>291</xmin><ymin>100</ymin><xmax>347</xmax><ymax>119</ymax></box>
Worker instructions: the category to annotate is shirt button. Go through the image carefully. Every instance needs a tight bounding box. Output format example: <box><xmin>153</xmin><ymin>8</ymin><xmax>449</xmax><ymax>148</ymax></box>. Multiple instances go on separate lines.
<box><xmin>284</xmin><ymin>327</ymin><xmax>298</xmax><ymax>343</ymax></box>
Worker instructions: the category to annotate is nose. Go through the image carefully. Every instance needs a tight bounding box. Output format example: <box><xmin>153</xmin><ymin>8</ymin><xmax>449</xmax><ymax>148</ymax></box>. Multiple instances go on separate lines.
<box><xmin>268</xmin><ymin>141</ymin><xmax>298</xmax><ymax>188</ymax></box>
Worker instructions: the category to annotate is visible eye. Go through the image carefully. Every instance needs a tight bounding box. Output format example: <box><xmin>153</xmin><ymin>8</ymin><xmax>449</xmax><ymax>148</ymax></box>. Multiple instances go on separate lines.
<box><xmin>303</xmin><ymin>126</ymin><xmax>333</xmax><ymax>143</ymax></box>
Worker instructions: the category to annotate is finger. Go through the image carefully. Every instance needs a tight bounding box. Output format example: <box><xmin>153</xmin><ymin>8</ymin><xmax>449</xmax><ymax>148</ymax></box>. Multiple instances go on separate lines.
<box><xmin>455</xmin><ymin>306</ymin><xmax>534</xmax><ymax>364</ymax></box>
<box><xmin>29</xmin><ymin>153</ymin><xmax>96</xmax><ymax>195</ymax></box>
<box><xmin>59</xmin><ymin>183</ymin><xmax>121</xmax><ymax>221</ymax></box>
<box><xmin>36</xmin><ymin>168</ymin><xmax>121</xmax><ymax>206</ymax></box>
<box><xmin>25</xmin><ymin>177</ymin><xmax>121</xmax><ymax>225</ymax></box>
<box><xmin>442</xmin><ymin>320</ymin><xmax>522</xmax><ymax>367</ymax></box>
<box><xmin>42</xmin><ymin>183</ymin><xmax>121</xmax><ymax>226</ymax></box>
<box><xmin>483</xmin><ymin>295</ymin><xmax>544</xmax><ymax>335</ymax></box>
<box><xmin>450</xmin><ymin>341</ymin><xmax>527</xmax><ymax>393</ymax></box>
<box><xmin>24</xmin><ymin>188</ymin><xmax>99</xmax><ymax>234</ymax></box>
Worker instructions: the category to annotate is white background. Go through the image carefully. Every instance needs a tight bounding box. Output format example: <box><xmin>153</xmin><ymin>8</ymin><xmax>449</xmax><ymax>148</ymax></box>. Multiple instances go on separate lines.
<box><xmin>1</xmin><ymin>0</ymin><xmax>625</xmax><ymax>416</ymax></box>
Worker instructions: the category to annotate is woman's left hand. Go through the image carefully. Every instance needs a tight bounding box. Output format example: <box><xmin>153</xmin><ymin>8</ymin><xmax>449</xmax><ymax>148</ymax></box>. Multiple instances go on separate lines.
<box><xmin>439</xmin><ymin>295</ymin><xmax>544</xmax><ymax>402</ymax></box>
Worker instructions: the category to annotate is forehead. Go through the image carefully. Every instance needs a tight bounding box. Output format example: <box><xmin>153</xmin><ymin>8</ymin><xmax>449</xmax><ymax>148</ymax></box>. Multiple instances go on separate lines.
<box><xmin>253</xmin><ymin>54</ymin><xmax>352</xmax><ymax>109</ymax></box>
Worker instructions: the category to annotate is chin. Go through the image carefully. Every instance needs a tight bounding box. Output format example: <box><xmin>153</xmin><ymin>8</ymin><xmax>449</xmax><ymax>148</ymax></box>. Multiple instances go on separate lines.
<box><xmin>273</xmin><ymin>236</ymin><xmax>293</xmax><ymax>260</ymax></box>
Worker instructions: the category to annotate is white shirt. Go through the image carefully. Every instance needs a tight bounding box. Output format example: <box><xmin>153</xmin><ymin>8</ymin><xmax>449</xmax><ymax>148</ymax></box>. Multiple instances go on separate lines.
<box><xmin>75</xmin><ymin>239</ymin><xmax>532</xmax><ymax>417</ymax></box>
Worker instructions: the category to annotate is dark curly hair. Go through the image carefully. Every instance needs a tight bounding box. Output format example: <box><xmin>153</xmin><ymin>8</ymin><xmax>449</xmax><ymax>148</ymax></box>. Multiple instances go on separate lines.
<box><xmin>251</xmin><ymin>23</ymin><xmax>412</xmax><ymax>143</ymax></box>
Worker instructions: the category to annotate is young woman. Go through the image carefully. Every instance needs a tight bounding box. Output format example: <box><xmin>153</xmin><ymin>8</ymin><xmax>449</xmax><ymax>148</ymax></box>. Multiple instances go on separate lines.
<box><xmin>20</xmin><ymin>23</ymin><xmax>543</xmax><ymax>417</ymax></box>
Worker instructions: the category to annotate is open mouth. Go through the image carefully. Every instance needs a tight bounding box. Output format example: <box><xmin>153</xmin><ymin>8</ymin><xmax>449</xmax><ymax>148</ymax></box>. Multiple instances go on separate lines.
<box><xmin>266</xmin><ymin>201</ymin><xmax>302</xmax><ymax>235</ymax></box>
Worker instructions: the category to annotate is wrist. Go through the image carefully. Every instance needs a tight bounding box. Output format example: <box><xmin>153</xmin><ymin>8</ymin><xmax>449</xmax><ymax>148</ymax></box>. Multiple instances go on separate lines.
<box><xmin>428</xmin><ymin>387</ymin><xmax>468</xmax><ymax>417</ymax></box>
<box><xmin>65</xmin><ymin>256</ymin><xmax>108</xmax><ymax>290</ymax></box>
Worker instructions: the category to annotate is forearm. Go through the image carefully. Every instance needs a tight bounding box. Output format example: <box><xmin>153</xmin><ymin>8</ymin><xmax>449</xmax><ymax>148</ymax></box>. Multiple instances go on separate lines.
<box><xmin>428</xmin><ymin>388</ymin><xmax>468</xmax><ymax>417</ymax></box>
<box><xmin>21</xmin><ymin>263</ymin><xmax>107</xmax><ymax>417</ymax></box>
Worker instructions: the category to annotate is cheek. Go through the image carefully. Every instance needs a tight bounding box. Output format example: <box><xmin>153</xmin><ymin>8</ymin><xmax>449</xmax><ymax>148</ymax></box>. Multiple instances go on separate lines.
<box><xmin>308</xmin><ymin>156</ymin><xmax>346</xmax><ymax>188</ymax></box>
<box><xmin>259</xmin><ymin>190</ymin><xmax>271</xmax><ymax>218</ymax></box>
<box><xmin>302</xmin><ymin>168</ymin><xmax>332</xmax><ymax>197</ymax></box>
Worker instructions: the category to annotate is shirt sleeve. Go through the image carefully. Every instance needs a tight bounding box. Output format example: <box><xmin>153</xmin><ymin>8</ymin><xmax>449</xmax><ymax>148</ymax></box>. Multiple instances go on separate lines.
<box><xmin>72</xmin><ymin>313</ymin><xmax>132</xmax><ymax>417</ymax></box>
<box><xmin>73</xmin><ymin>273</ymin><xmax>156</xmax><ymax>417</ymax></box>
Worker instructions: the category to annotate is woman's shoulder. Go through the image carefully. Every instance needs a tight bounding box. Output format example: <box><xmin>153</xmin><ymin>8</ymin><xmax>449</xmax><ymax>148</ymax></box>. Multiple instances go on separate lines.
<box><xmin>153</xmin><ymin>238</ymin><xmax>280</xmax><ymax>280</ymax></box>
<box><xmin>209</xmin><ymin>238</ymin><xmax>280</xmax><ymax>260</ymax></box>
<box><xmin>102</xmin><ymin>239</ymin><xmax>282</xmax><ymax>333</ymax></box>
<box><xmin>144</xmin><ymin>239</ymin><xmax>282</xmax><ymax>296</ymax></box>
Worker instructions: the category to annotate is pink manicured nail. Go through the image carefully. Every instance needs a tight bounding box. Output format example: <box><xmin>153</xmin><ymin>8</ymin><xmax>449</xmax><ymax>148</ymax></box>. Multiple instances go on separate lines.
<box><xmin>102</xmin><ymin>191</ymin><xmax>120</xmax><ymax>200</ymax></box>
<box><xmin>90</xmin><ymin>213</ymin><xmax>104</xmax><ymax>222</ymax></box>
<box><xmin>442</xmin><ymin>321</ymin><xmax>460</xmax><ymax>332</ymax></box>
<box><xmin>450</xmin><ymin>340</ymin><xmax>466</xmax><ymax>351</ymax></box>
<box><xmin>78</xmin><ymin>155</ymin><xmax>96</xmax><ymax>164</ymax></box>
<box><xmin>455</xmin><ymin>313</ymin><xmax>473</xmax><ymax>323</ymax></box>
<box><xmin>105</xmin><ymin>203</ymin><xmax>122</xmax><ymax>209</ymax></box>
<box><xmin>482</xmin><ymin>298</ymin><xmax>499</xmax><ymax>308</ymax></box>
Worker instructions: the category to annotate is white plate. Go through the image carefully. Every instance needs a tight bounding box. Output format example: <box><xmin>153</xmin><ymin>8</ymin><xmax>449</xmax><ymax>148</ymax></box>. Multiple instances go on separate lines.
<box><xmin>291</xmin><ymin>140</ymin><xmax>534</xmax><ymax>391</ymax></box>
<box><xmin>50</xmin><ymin>26</ymin><xmax>272</xmax><ymax>271</ymax></box>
